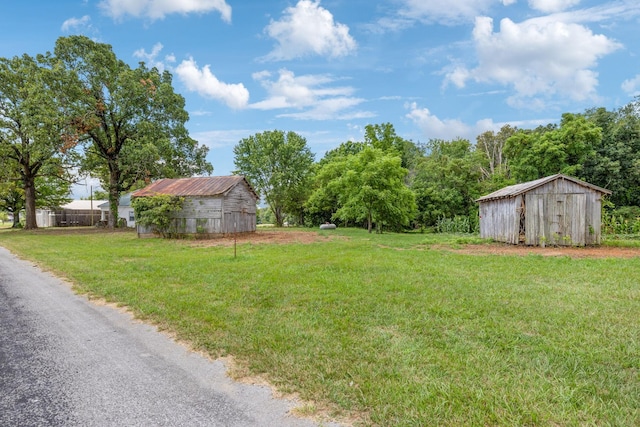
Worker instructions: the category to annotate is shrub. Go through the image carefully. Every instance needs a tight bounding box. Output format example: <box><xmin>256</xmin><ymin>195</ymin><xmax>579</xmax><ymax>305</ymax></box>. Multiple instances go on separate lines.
<box><xmin>434</xmin><ymin>215</ymin><xmax>479</xmax><ymax>234</ymax></box>
<box><xmin>131</xmin><ymin>195</ymin><xmax>184</xmax><ymax>238</ymax></box>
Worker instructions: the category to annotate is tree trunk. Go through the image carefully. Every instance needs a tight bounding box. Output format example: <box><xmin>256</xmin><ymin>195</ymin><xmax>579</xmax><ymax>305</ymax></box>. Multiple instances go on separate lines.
<box><xmin>108</xmin><ymin>161</ymin><xmax>120</xmax><ymax>229</ymax></box>
<box><xmin>272</xmin><ymin>205</ymin><xmax>284</xmax><ymax>227</ymax></box>
<box><xmin>12</xmin><ymin>211</ymin><xmax>21</xmax><ymax>228</ymax></box>
<box><xmin>367</xmin><ymin>211</ymin><xmax>373</xmax><ymax>233</ymax></box>
<box><xmin>23</xmin><ymin>176</ymin><xmax>38</xmax><ymax>230</ymax></box>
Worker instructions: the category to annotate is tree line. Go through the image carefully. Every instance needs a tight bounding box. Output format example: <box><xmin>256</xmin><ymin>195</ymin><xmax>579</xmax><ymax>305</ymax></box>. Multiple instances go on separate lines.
<box><xmin>2</xmin><ymin>36</ymin><xmax>638</xmax><ymax>233</ymax></box>
<box><xmin>235</xmin><ymin>100</ymin><xmax>640</xmax><ymax>232</ymax></box>
<box><xmin>0</xmin><ymin>36</ymin><xmax>212</xmax><ymax>229</ymax></box>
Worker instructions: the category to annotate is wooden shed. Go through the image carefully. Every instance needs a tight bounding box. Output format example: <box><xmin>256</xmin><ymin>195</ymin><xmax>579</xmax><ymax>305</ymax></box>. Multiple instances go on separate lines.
<box><xmin>131</xmin><ymin>176</ymin><xmax>258</xmax><ymax>238</ymax></box>
<box><xmin>477</xmin><ymin>174</ymin><xmax>611</xmax><ymax>246</ymax></box>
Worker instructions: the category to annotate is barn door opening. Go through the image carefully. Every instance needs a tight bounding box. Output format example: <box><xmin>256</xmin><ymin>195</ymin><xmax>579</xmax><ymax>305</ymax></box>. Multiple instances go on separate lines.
<box><xmin>518</xmin><ymin>197</ymin><xmax>526</xmax><ymax>243</ymax></box>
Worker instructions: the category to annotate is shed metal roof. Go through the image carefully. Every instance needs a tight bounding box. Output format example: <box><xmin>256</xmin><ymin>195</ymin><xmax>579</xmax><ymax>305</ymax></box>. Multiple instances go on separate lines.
<box><xmin>60</xmin><ymin>200</ymin><xmax>108</xmax><ymax>210</ymax></box>
<box><xmin>476</xmin><ymin>174</ymin><xmax>611</xmax><ymax>203</ymax></box>
<box><xmin>97</xmin><ymin>193</ymin><xmax>132</xmax><ymax>209</ymax></box>
<box><xmin>131</xmin><ymin>176</ymin><xmax>258</xmax><ymax>200</ymax></box>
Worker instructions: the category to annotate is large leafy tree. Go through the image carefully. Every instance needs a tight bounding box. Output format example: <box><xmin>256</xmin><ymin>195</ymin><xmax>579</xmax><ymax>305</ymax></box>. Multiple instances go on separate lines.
<box><xmin>0</xmin><ymin>53</ymin><xmax>74</xmax><ymax>229</ymax></box>
<box><xmin>364</xmin><ymin>122</ymin><xmax>425</xmax><ymax>176</ymax></box>
<box><xmin>584</xmin><ymin>100</ymin><xmax>640</xmax><ymax>206</ymax></box>
<box><xmin>411</xmin><ymin>138</ymin><xmax>482</xmax><ymax>226</ymax></box>
<box><xmin>310</xmin><ymin>147</ymin><xmax>416</xmax><ymax>233</ymax></box>
<box><xmin>233</xmin><ymin>130</ymin><xmax>314</xmax><ymax>227</ymax></box>
<box><xmin>505</xmin><ymin>113</ymin><xmax>599</xmax><ymax>182</ymax></box>
<box><xmin>0</xmin><ymin>160</ymin><xmax>24</xmax><ymax>228</ymax></box>
<box><xmin>475</xmin><ymin>125</ymin><xmax>516</xmax><ymax>181</ymax></box>
<box><xmin>54</xmin><ymin>36</ymin><xmax>212</xmax><ymax>228</ymax></box>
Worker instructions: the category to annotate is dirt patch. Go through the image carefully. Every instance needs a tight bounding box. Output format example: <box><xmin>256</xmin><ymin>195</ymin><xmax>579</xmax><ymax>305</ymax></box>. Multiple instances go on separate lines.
<box><xmin>438</xmin><ymin>243</ymin><xmax>640</xmax><ymax>259</ymax></box>
<box><xmin>15</xmin><ymin>227</ymin><xmax>639</xmax><ymax>259</ymax></box>
<box><xmin>188</xmin><ymin>229</ymin><xmax>340</xmax><ymax>247</ymax></box>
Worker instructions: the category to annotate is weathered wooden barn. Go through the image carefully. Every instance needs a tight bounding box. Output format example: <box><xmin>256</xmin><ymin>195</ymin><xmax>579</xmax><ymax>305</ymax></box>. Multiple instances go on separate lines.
<box><xmin>477</xmin><ymin>174</ymin><xmax>611</xmax><ymax>246</ymax></box>
<box><xmin>131</xmin><ymin>176</ymin><xmax>258</xmax><ymax>238</ymax></box>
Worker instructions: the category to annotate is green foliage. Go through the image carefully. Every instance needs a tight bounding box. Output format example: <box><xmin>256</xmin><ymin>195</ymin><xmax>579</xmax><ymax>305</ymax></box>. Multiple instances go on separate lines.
<box><xmin>233</xmin><ymin>130</ymin><xmax>314</xmax><ymax>227</ymax></box>
<box><xmin>475</xmin><ymin>125</ymin><xmax>516</xmax><ymax>180</ymax></box>
<box><xmin>309</xmin><ymin>146</ymin><xmax>416</xmax><ymax>233</ymax></box>
<box><xmin>0</xmin><ymin>53</ymin><xmax>76</xmax><ymax>229</ymax></box>
<box><xmin>602</xmin><ymin>205</ymin><xmax>640</xmax><ymax>235</ymax></box>
<box><xmin>256</xmin><ymin>206</ymin><xmax>275</xmax><ymax>225</ymax></box>
<box><xmin>53</xmin><ymin>35</ymin><xmax>212</xmax><ymax>228</ymax></box>
<box><xmin>412</xmin><ymin>138</ymin><xmax>482</xmax><ymax>226</ymax></box>
<box><xmin>131</xmin><ymin>195</ymin><xmax>184</xmax><ymax>238</ymax></box>
<box><xmin>435</xmin><ymin>215</ymin><xmax>479</xmax><ymax>234</ymax></box>
<box><xmin>583</xmin><ymin>98</ymin><xmax>640</xmax><ymax>206</ymax></box>
<box><xmin>505</xmin><ymin>113</ymin><xmax>599</xmax><ymax>182</ymax></box>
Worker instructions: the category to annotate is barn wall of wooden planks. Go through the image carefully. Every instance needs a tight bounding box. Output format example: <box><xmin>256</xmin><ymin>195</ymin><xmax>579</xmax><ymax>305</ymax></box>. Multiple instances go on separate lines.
<box><xmin>133</xmin><ymin>176</ymin><xmax>258</xmax><ymax>238</ymax></box>
<box><xmin>478</xmin><ymin>175</ymin><xmax>611</xmax><ymax>246</ymax></box>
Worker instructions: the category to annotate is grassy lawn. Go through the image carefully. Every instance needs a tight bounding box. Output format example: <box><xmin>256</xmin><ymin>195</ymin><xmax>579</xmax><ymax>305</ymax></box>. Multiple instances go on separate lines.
<box><xmin>0</xmin><ymin>228</ymin><xmax>638</xmax><ymax>426</ymax></box>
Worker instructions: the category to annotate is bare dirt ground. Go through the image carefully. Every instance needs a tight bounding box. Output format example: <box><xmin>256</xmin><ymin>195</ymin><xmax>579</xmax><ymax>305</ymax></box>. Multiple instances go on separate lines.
<box><xmin>189</xmin><ymin>229</ymin><xmax>338</xmax><ymax>247</ymax></box>
<box><xmin>191</xmin><ymin>230</ymin><xmax>640</xmax><ymax>259</ymax></box>
<box><xmin>21</xmin><ymin>227</ymin><xmax>640</xmax><ymax>259</ymax></box>
<box><xmin>439</xmin><ymin>243</ymin><xmax>640</xmax><ymax>259</ymax></box>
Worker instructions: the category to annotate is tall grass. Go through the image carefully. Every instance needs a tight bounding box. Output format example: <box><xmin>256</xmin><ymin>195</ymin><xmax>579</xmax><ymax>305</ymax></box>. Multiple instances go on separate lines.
<box><xmin>0</xmin><ymin>228</ymin><xmax>638</xmax><ymax>426</ymax></box>
<box><xmin>434</xmin><ymin>215</ymin><xmax>479</xmax><ymax>234</ymax></box>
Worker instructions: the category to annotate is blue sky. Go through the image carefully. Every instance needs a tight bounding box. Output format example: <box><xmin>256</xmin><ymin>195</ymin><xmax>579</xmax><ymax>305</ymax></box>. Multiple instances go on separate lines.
<box><xmin>1</xmin><ymin>0</ymin><xmax>640</xmax><ymax>195</ymax></box>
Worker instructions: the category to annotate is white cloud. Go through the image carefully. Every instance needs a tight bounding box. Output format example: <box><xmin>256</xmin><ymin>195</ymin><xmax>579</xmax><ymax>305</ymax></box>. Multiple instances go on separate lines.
<box><xmin>175</xmin><ymin>58</ymin><xmax>249</xmax><ymax>110</ymax></box>
<box><xmin>99</xmin><ymin>0</ymin><xmax>231</xmax><ymax>22</ymax></box>
<box><xmin>622</xmin><ymin>75</ymin><xmax>640</xmax><ymax>96</ymax></box>
<box><xmin>445</xmin><ymin>15</ymin><xmax>621</xmax><ymax>107</ymax></box>
<box><xmin>263</xmin><ymin>0</ymin><xmax>356</xmax><ymax>61</ymax></box>
<box><xmin>529</xmin><ymin>0</ymin><xmax>581</xmax><ymax>13</ymax></box>
<box><xmin>406</xmin><ymin>102</ymin><xmax>555</xmax><ymax>140</ymax></box>
<box><xmin>190</xmin><ymin>129</ymin><xmax>252</xmax><ymax>149</ymax></box>
<box><xmin>250</xmin><ymin>69</ymin><xmax>373</xmax><ymax>120</ymax></box>
<box><xmin>61</xmin><ymin>15</ymin><xmax>91</xmax><ymax>32</ymax></box>
<box><xmin>405</xmin><ymin>102</ymin><xmax>472</xmax><ymax>140</ymax></box>
<box><xmin>133</xmin><ymin>43</ymin><xmax>175</xmax><ymax>72</ymax></box>
<box><xmin>399</xmin><ymin>0</ymin><xmax>493</xmax><ymax>24</ymax></box>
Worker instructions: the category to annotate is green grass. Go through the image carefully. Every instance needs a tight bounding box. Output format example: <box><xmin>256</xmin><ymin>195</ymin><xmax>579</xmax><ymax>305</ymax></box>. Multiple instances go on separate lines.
<box><xmin>603</xmin><ymin>234</ymin><xmax>640</xmax><ymax>247</ymax></box>
<box><xmin>1</xmin><ymin>228</ymin><xmax>638</xmax><ymax>426</ymax></box>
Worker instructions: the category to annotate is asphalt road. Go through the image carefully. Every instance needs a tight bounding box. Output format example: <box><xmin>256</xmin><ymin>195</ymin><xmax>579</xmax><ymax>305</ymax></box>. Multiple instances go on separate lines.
<box><xmin>0</xmin><ymin>247</ymin><xmax>338</xmax><ymax>427</ymax></box>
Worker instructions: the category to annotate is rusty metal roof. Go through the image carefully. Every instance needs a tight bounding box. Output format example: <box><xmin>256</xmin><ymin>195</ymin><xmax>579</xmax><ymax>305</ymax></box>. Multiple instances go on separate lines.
<box><xmin>131</xmin><ymin>176</ymin><xmax>258</xmax><ymax>199</ymax></box>
<box><xmin>476</xmin><ymin>174</ymin><xmax>611</xmax><ymax>203</ymax></box>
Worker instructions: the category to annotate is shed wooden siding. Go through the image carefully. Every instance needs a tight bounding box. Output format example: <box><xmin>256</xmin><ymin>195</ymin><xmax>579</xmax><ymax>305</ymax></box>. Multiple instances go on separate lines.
<box><xmin>134</xmin><ymin>176</ymin><xmax>258</xmax><ymax>238</ymax></box>
<box><xmin>479</xmin><ymin>196</ymin><xmax>521</xmax><ymax>245</ymax></box>
<box><xmin>478</xmin><ymin>175</ymin><xmax>610</xmax><ymax>246</ymax></box>
<box><xmin>221</xmin><ymin>183</ymin><xmax>257</xmax><ymax>234</ymax></box>
<box><xmin>523</xmin><ymin>180</ymin><xmax>602</xmax><ymax>246</ymax></box>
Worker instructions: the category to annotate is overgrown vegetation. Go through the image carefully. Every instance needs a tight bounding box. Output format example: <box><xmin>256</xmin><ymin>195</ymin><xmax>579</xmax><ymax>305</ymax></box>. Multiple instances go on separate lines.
<box><xmin>435</xmin><ymin>215</ymin><xmax>479</xmax><ymax>234</ymax></box>
<box><xmin>603</xmin><ymin>204</ymin><xmax>640</xmax><ymax>234</ymax></box>
<box><xmin>130</xmin><ymin>195</ymin><xmax>184</xmax><ymax>238</ymax></box>
<box><xmin>1</xmin><ymin>228</ymin><xmax>637</xmax><ymax>426</ymax></box>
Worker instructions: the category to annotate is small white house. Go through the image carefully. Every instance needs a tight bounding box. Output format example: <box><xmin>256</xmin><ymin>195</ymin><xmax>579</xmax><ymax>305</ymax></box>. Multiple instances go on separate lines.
<box><xmin>98</xmin><ymin>193</ymin><xmax>136</xmax><ymax>227</ymax></box>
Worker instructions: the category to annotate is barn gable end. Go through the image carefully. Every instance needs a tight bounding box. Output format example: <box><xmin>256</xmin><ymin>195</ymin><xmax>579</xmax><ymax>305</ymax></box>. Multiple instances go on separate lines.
<box><xmin>477</xmin><ymin>174</ymin><xmax>611</xmax><ymax>246</ymax></box>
